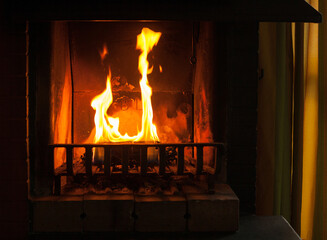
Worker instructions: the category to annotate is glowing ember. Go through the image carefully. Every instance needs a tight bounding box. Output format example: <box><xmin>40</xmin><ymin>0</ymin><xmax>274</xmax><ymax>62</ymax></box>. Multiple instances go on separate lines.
<box><xmin>91</xmin><ymin>27</ymin><xmax>161</xmax><ymax>143</ymax></box>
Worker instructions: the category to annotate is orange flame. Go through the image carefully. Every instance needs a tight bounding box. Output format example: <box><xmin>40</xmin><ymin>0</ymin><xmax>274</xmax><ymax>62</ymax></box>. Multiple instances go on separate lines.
<box><xmin>91</xmin><ymin>27</ymin><xmax>161</xmax><ymax>143</ymax></box>
<box><xmin>99</xmin><ymin>44</ymin><xmax>108</xmax><ymax>62</ymax></box>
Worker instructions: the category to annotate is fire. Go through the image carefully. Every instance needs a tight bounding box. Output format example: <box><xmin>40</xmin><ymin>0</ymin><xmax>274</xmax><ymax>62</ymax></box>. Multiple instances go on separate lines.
<box><xmin>99</xmin><ymin>43</ymin><xmax>108</xmax><ymax>61</ymax></box>
<box><xmin>91</xmin><ymin>28</ymin><xmax>161</xmax><ymax>143</ymax></box>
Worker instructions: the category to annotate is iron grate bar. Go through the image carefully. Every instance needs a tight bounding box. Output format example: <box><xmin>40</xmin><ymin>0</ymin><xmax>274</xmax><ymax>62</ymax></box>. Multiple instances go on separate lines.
<box><xmin>177</xmin><ymin>146</ymin><xmax>184</xmax><ymax>175</ymax></box>
<box><xmin>159</xmin><ymin>146</ymin><xmax>166</xmax><ymax>175</ymax></box>
<box><xmin>85</xmin><ymin>146</ymin><xmax>93</xmax><ymax>177</ymax></box>
<box><xmin>122</xmin><ymin>146</ymin><xmax>129</xmax><ymax>174</ymax></box>
<box><xmin>66</xmin><ymin>146</ymin><xmax>73</xmax><ymax>176</ymax></box>
<box><xmin>104</xmin><ymin>147</ymin><xmax>111</xmax><ymax>176</ymax></box>
<box><xmin>196</xmin><ymin>146</ymin><xmax>203</xmax><ymax>174</ymax></box>
<box><xmin>140</xmin><ymin>146</ymin><xmax>147</xmax><ymax>175</ymax></box>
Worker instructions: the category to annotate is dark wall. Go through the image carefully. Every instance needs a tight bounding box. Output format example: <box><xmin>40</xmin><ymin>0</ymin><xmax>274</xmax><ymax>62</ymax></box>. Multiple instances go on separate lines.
<box><xmin>193</xmin><ymin>22</ymin><xmax>258</xmax><ymax>214</ymax></box>
<box><xmin>0</xmin><ymin>16</ymin><xmax>29</xmax><ymax>240</ymax></box>
<box><xmin>226</xmin><ymin>22</ymin><xmax>258</xmax><ymax>214</ymax></box>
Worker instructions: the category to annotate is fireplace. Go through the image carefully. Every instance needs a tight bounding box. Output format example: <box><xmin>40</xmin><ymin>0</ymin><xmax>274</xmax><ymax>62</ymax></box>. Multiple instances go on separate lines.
<box><xmin>0</xmin><ymin>0</ymin><xmax>321</xmax><ymax>237</ymax></box>
<box><xmin>28</xmin><ymin>20</ymin><xmax>238</xmax><ymax>232</ymax></box>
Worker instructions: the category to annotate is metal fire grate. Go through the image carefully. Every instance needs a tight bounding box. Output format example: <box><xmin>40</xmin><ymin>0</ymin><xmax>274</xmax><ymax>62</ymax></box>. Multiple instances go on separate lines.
<box><xmin>49</xmin><ymin>142</ymin><xmax>224</xmax><ymax>195</ymax></box>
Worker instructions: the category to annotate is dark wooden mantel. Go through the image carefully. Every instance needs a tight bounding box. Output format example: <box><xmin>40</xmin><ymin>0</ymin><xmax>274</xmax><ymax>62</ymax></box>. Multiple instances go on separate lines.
<box><xmin>2</xmin><ymin>0</ymin><xmax>322</xmax><ymax>23</ymax></box>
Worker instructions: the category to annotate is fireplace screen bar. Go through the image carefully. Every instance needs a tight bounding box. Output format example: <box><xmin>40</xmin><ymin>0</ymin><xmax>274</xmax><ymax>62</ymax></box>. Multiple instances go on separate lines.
<box><xmin>49</xmin><ymin>142</ymin><xmax>224</xmax><ymax>195</ymax></box>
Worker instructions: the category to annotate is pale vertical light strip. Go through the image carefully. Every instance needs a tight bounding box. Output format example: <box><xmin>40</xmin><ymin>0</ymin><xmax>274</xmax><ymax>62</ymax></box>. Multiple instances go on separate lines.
<box><xmin>292</xmin><ymin>23</ymin><xmax>296</xmax><ymax>67</ymax></box>
<box><xmin>324</xmin><ymin>47</ymin><xmax>327</xmax><ymax>240</ymax></box>
<box><xmin>324</xmin><ymin>52</ymin><xmax>327</xmax><ymax>240</ymax></box>
<box><xmin>291</xmin><ymin>25</ymin><xmax>296</xmax><ymax>181</ymax></box>
<box><xmin>312</xmin><ymin>0</ymin><xmax>326</xmax><ymax>237</ymax></box>
<box><xmin>317</xmin><ymin>0</ymin><xmax>327</xmax><ymax>238</ymax></box>
<box><xmin>301</xmin><ymin>0</ymin><xmax>319</xmax><ymax>239</ymax></box>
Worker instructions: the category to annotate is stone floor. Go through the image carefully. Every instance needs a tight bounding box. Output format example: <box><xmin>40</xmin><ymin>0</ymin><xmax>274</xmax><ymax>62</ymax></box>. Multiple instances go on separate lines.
<box><xmin>29</xmin><ymin>216</ymin><xmax>300</xmax><ymax>240</ymax></box>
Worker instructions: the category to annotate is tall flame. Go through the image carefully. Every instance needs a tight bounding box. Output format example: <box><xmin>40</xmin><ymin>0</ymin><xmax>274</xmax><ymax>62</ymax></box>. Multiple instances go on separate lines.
<box><xmin>135</xmin><ymin>28</ymin><xmax>161</xmax><ymax>142</ymax></box>
<box><xmin>91</xmin><ymin>27</ymin><xmax>161</xmax><ymax>143</ymax></box>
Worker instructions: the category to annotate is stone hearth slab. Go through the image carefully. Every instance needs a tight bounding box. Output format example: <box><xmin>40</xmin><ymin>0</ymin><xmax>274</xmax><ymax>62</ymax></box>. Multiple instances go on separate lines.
<box><xmin>134</xmin><ymin>195</ymin><xmax>186</xmax><ymax>232</ymax></box>
<box><xmin>83</xmin><ymin>194</ymin><xmax>134</xmax><ymax>232</ymax></box>
<box><xmin>32</xmin><ymin>196</ymin><xmax>83</xmax><ymax>232</ymax></box>
<box><xmin>31</xmin><ymin>184</ymin><xmax>238</xmax><ymax>233</ymax></box>
<box><xmin>186</xmin><ymin>184</ymin><xmax>239</xmax><ymax>232</ymax></box>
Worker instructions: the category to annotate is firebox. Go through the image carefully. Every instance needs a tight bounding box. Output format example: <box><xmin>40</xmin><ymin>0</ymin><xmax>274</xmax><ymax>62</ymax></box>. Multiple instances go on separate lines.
<box><xmin>54</xmin><ymin>22</ymin><xmax>225</xmax><ymax>191</ymax></box>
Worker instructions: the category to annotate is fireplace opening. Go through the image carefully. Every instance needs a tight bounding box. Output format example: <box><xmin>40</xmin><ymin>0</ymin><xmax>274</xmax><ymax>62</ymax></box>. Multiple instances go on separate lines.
<box><xmin>28</xmin><ymin>20</ymin><xmax>240</xmax><ymax>232</ymax></box>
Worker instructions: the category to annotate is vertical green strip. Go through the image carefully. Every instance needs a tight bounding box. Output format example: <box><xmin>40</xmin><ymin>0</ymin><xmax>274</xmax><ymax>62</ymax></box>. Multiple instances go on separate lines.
<box><xmin>283</xmin><ymin>22</ymin><xmax>293</xmax><ymax>223</ymax></box>
<box><xmin>291</xmin><ymin>22</ymin><xmax>304</xmax><ymax>234</ymax></box>
<box><xmin>274</xmin><ymin>23</ymin><xmax>292</xmax><ymax>221</ymax></box>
